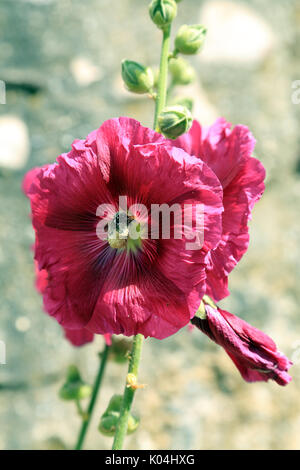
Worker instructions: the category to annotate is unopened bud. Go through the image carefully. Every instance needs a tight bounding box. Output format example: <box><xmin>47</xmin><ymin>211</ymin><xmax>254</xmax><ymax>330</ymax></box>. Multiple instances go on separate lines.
<box><xmin>99</xmin><ymin>394</ymin><xmax>139</xmax><ymax>436</ymax></box>
<box><xmin>169</xmin><ymin>57</ymin><xmax>195</xmax><ymax>85</ymax></box>
<box><xmin>121</xmin><ymin>60</ymin><xmax>154</xmax><ymax>94</ymax></box>
<box><xmin>59</xmin><ymin>365</ymin><xmax>92</xmax><ymax>401</ymax></box>
<box><xmin>158</xmin><ymin>105</ymin><xmax>192</xmax><ymax>139</ymax></box>
<box><xmin>149</xmin><ymin>0</ymin><xmax>177</xmax><ymax>30</ymax></box>
<box><xmin>127</xmin><ymin>414</ymin><xmax>140</xmax><ymax>434</ymax></box>
<box><xmin>175</xmin><ymin>24</ymin><xmax>207</xmax><ymax>55</ymax></box>
<box><xmin>110</xmin><ymin>336</ymin><xmax>132</xmax><ymax>364</ymax></box>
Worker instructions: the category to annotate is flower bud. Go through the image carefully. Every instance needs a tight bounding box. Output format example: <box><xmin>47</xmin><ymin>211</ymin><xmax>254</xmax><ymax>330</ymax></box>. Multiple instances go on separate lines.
<box><xmin>149</xmin><ymin>0</ymin><xmax>177</xmax><ymax>30</ymax></box>
<box><xmin>110</xmin><ymin>336</ymin><xmax>132</xmax><ymax>364</ymax></box>
<box><xmin>127</xmin><ymin>414</ymin><xmax>140</xmax><ymax>434</ymax></box>
<box><xmin>121</xmin><ymin>60</ymin><xmax>154</xmax><ymax>94</ymax></box>
<box><xmin>175</xmin><ymin>24</ymin><xmax>207</xmax><ymax>55</ymax></box>
<box><xmin>59</xmin><ymin>365</ymin><xmax>92</xmax><ymax>401</ymax></box>
<box><xmin>99</xmin><ymin>394</ymin><xmax>139</xmax><ymax>436</ymax></box>
<box><xmin>169</xmin><ymin>57</ymin><xmax>195</xmax><ymax>85</ymax></box>
<box><xmin>158</xmin><ymin>105</ymin><xmax>192</xmax><ymax>139</ymax></box>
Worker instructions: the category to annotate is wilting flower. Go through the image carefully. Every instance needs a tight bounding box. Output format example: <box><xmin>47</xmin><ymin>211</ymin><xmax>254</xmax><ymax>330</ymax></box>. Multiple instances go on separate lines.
<box><xmin>173</xmin><ymin>118</ymin><xmax>266</xmax><ymax>301</ymax></box>
<box><xmin>23</xmin><ymin>117</ymin><xmax>223</xmax><ymax>339</ymax></box>
<box><xmin>191</xmin><ymin>302</ymin><xmax>292</xmax><ymax>385</ymax></box>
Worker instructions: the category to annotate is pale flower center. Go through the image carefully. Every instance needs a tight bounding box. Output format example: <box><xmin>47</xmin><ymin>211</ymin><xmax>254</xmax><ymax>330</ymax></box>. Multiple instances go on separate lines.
<box><xmin>107</xmin><ymin>211</ymin><xmax>142</xmax><ymax>252</ymax></box>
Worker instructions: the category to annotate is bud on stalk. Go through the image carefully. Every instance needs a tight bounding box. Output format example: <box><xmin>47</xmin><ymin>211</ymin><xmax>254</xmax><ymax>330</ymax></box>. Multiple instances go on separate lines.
<box><xmin>169</xmin><ymin>57</ymin><xmax>195</xmax><ymax>85</ymax></box>
<box><xmin>175</xmin><ymin>24</ymin><xmax>207</xmax><ymax>55</ymax></box>
<box><xmin>59</xmin><ymin>365</ymin><xmax>92</xmax><ymax>401</ymax></box>
<box><xmin>158</xmin><ymin>105</ymin><xmax>192</xmax><ymax>139</ymax></box>
<box><xmin>121</xmin><ymin>60</ymin><xmax>154</xmax><ymax>94</ymax></box>
<box><xmin>149</xmin><ymin>0</ymin><xmax>177</xmax><ymax>30</ymax></box>
<box><xmin>99</xmin><ymin>394</ymin><xmax>139</xmax><ymax>436</ymax></box>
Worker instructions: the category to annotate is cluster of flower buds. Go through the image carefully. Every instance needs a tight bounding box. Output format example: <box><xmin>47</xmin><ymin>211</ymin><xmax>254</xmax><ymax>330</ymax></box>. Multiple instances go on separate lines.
<box><xmin>151</xmin><ymin>2</ymin><xmax>206</xmax><ymax>139</ymax></box>
<box><xmin>99</xmin><ymin>394</ymin><xmax>139</xmax><ymax>436</ymax></box>
<box><xmin>121</xmin><ymin>1</ymin><xmax>207</xmax><ymax>140</ymax></box>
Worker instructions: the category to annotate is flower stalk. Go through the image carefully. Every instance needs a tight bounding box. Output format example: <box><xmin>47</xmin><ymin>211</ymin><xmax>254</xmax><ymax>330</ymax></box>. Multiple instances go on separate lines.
<box><xmin>112</xmin><ymin>334</ymin><xmax>144</xmax><ymax>450</ymax></box>
<box><xmin>153</xmin><ymin>25</ymin><xmax>172</xmax><ymax>131</ymax></box>
<box><xmin>75</xmin><ymin>344</ymin><xmax>110</xmax><ymax>450</ymax></box>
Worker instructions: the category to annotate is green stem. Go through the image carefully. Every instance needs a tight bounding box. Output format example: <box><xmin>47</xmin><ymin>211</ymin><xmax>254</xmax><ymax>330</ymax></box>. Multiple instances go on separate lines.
<box><xmin>75</xmin><ymin>344</ymin><xmax>110</xmax><ymax>450</ymax></box>
<box><xmin>112</xmin><ymin>334</ymin><xmax>144</xmax><ymax>450</ymax></box>
<box><xmin>153</xmin><ymin>25</ymin><xmax>172</xmax><ymax>131</ymax></box>
<box><xmin>166</xmin><ymin>79</ymin><xmax>175</xmax><ymax>103</ymax></box>
<box><xmin>76</xmin><ymin>399</ymin><xmax>85</xmax><ymax>418</ymax></box>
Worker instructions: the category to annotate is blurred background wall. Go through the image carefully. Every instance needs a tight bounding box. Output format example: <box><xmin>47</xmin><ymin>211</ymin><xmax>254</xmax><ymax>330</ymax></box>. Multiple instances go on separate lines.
<box><xmin>0</xmin><ymin>0</ymin><xmax>300</xmax><ymax>450</ymax></box>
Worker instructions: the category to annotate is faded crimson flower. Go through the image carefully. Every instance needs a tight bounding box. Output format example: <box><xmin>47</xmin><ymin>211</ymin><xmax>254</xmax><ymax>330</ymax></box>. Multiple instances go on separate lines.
<box><xmin>23</xmin><ymin>117</ymin><xmax>223</xmax><ymax>339</ymax></box>
<box><xmin>173</xmin><ymin>118</ymin><xmax>266</xmax><ymax>302</ymax></box>
<box><xmin>191</xmin><ymin>303</ymin><xmax>292</xmax><ymax>386</ymax></box>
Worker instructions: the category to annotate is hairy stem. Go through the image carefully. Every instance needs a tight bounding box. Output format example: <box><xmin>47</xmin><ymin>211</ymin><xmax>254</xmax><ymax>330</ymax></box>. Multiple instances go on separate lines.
<box><xmin>112</xmin><ymin>334</ymin><xmax>144</xmax><ymax>450</ymax></box>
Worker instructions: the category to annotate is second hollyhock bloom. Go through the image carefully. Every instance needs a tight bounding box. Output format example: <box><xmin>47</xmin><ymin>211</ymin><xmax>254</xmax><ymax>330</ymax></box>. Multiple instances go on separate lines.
<box><xmin>24</xmin><ymin>117</ymin><xmax>224</xmax><ymax>339</ymax></box>
<box><xmin>173</xmin><ymin>118</ymin><xmax>266</xmax><ymax>302</ymax></box>
<box><xmin>191</xmin><ymin>303</ymin><xmax>292</xmax><ymax>386</ymax></box>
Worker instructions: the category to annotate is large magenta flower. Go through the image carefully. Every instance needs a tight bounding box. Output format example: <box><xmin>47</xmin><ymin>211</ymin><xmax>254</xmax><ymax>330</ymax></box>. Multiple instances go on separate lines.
<box><xmin>191</xmin><ymin>303</ymin><xmax>292</xmax><ymax>385</ymax></box>
<box><xmin>173</xmin><ymin>118</ymin><xmax>266</xmax><ymax>301</ymax></box>
<box><xmin>24</xmin><ymin>118</ymin><xmax>223</xmax><ymax>339</ymax></box>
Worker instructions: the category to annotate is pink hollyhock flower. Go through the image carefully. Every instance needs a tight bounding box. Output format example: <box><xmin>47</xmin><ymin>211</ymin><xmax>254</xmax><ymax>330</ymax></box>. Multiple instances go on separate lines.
<box><xmin>173</xmin><ymin>119</ymin><xmax>266</xmax><ymax>302</ymax></box>
<box><xmin>191</xmin><ymin>304</ymin><xmax>292</xmax><ymax>385</ymax></box>
<box><xmin>23</xmin><ymin>117</ymin><xmax>223</xmax><ymax>339</ymax></box>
